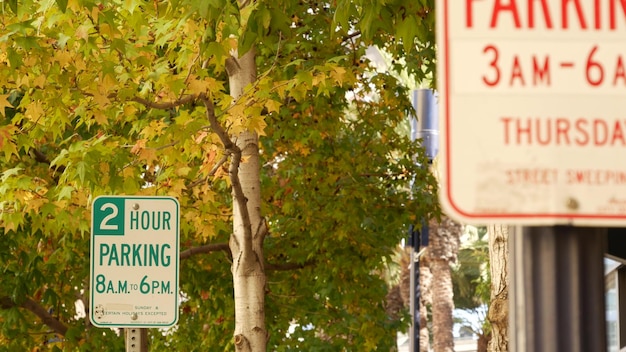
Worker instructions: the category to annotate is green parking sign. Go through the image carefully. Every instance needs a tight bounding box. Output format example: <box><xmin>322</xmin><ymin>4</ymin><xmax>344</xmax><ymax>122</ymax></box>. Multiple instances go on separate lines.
<box><xmin>90</xmin><ymin>196</ymin><xmax>179</xmax><ymax>328</ymax></box>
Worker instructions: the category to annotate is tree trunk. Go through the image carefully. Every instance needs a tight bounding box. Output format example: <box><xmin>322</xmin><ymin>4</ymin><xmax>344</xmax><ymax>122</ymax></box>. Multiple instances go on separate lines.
<box><xmin>227</xmin><ymin>48</ymin><xmax>267</xmax><ymax>352</ymax></box>
<box><xmin>427</xmin><ymin>217</ymin><xmax>461</xmax><ymax>352</ymax></box>
<box><xmin>487</xmin><ymin>225</ymin><xmax>509</xmax><ymax>352</ymax></box>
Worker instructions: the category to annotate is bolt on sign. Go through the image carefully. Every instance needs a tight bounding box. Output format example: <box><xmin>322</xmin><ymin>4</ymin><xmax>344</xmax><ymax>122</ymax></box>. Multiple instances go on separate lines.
<box><xmin>90</xmin><ymin>196</ymin><xmax>179</xmax><ymax>327</ymax></box>
<box><xmin>437</xmin><ymin>0</ymin><xmax>626</xmax><ymax>225</ymax></box>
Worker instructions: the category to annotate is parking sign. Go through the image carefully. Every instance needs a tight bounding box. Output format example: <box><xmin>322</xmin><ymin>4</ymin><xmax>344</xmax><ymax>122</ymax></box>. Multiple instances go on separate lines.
<box><xmin>90</xmin><ymin>196</ymin><xmax>179</xmax><ymax>327</ymax></box>
<box><xmin>437</xmin><ymin>0</ymin><xmax>626</xmax><ymax>225</ymax></box>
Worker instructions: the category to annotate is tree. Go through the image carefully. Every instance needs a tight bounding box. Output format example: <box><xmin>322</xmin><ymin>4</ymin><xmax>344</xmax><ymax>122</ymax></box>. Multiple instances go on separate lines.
<box><xmin>0</xmin><ymin>0</ymin><xmax>437</xmax><ymax>351</ymax></box>
<box><xmin>487</xmin><ymin>225</ymin><xmax>509</xmax><ymax>352</ymax></box>
<box><xmin>426</xmin><ymin>216</ymin><xmax>461</xmax><ymax>352</ymax></box>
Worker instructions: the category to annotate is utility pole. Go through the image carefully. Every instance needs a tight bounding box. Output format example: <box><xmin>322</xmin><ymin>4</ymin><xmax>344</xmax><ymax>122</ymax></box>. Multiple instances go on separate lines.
<box><xmin>409</xmin><ymin>88</ymin><xmax>438</xmax><ymax>352</ymax></box>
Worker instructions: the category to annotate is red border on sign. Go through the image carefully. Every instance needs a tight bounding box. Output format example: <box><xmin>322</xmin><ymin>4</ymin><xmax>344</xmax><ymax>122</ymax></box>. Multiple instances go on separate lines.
<box><xmin>440</xmin><ymin>0</ymin><xmax>626</xmax><ymax>222</ymax></box>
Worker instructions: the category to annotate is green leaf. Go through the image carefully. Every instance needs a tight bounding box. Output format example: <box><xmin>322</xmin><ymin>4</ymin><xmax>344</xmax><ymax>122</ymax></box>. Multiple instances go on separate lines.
<box><xmin>57</xmin><ymin>185</ymin><xmax>74</xmax><ymax>200</ymax></box>
<box><xmin>75</xmin><ymin>161</ymin><xmax>87</xmax><ymax>183</ymax></box>
<box><xmin>55</xmin><ymin>0</ymin><xmax>68</xmax><ymax>12</ymax></box>
<box><xmin>7</xmin><ymin>0</ymin><xmax>17</xmax><ymax>14</ymax></box>
<box><xmin>1</xmin><ymin>167</ymin><xmax>22</xmax><ymax>182</ymax></box>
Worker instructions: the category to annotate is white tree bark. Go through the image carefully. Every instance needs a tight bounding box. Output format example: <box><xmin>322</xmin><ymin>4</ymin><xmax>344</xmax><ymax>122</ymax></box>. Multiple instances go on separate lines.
<box><xmin>226</xmin><ymin>48</ymin><xmax>267</xmax><ymax>352</ymax></box>
<box><xmin>487</xmin><ymin>225</ymin><xmax>509</xmax><ymax>352</ymax></box>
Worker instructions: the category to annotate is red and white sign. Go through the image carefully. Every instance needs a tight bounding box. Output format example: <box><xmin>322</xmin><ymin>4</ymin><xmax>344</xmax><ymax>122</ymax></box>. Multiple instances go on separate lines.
<box><xmin>437</xmin><ymin>0</ymin><xmax>626</xmax><ymax>225</ymax></box>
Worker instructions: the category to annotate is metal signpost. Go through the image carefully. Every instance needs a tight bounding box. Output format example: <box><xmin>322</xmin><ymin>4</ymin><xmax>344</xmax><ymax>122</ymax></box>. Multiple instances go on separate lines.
<box><xmin>91</xmin><ymin>196</ymin><xmax>180</xmax><ymax>351</ymax></box>
<box><xmin>409</xmin><ymin>89</ymin><xmax>438</xmax><ymax>352</ymax></box>
<box><xmin>436</xmin><ymin>1</ymin><xmax>625</xmax><ymax>350</ymax></box>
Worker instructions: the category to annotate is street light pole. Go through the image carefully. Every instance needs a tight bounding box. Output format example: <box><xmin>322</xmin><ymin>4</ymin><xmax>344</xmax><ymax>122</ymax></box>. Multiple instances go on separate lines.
<box><xmin>409</xmin><ymin>89</ymin><xmax>438</xmax><ymax>352</ymax></box>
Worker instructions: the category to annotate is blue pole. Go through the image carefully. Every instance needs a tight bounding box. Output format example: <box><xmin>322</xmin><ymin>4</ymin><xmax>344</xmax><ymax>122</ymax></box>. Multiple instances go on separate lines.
<box><xmin>409</xmin><ymin>89</ymin><xmax>438</xmax><ymax>352</ymax></box>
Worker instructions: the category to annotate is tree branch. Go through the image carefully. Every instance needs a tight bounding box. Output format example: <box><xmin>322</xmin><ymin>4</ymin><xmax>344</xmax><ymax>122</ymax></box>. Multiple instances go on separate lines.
<box><xmin>0</xmin><ymin>296</ymin><xmax>68</xmax><ymax>337</ymax></box>
<box><xmin>180</xmin><ymin>243</ymin><xmax>231</xmax><ymax>260</ymax></box>
<box><xmin>179</xmin><ymin>243</ymin><xmax>313</xmax><ymax>272</ymax></box>
<box><xmin>199</xmin><ymin>93</ymin><xmax>234</xmax><ymax>150</ymax></box>
<box><xmin>0</xmin><ymin>296</ymin><xmax>13</xmax><ymax>309</ymax></box>
<box><xmin>265</xmin><ymin>260</ymin><xmax>316</xmax><ymax>272</ymax></box>
<box><xmin>228</xmin><ymin>148</ymin><xmax>254</xmax><ymax>255</ymax></box>
<box><xmin>30</xmin><ymin>149</ymin><xmax>66</xmax><ymax>174</ymax></box>
<box><xmin>186</xmin><ymin>154</ymin><xmax>229</xmax><ymax>189</ymax></box>
<box><xmin>130</xmin><ymin>94</ymin><xmax>197</xmax><ymax>110</ymax></box>
<box><xmin>199</xmin><ymin>94</ymin><xmax>253</xmax><ymax>255</ymax></box>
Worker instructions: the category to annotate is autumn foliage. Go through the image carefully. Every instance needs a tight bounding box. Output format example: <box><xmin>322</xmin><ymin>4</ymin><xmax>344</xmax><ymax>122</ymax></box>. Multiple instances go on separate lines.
<box><xmin>0</xmin><ymin>0</ymin><xmax>437</xmax><ymax>350</ymax></box>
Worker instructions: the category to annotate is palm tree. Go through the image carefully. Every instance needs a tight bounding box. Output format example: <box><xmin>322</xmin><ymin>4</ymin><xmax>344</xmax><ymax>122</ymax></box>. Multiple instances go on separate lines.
<box><xmin>427</xmin><ymin>216</ymin><xmax>462</xmax><ymax>352</ymax></box>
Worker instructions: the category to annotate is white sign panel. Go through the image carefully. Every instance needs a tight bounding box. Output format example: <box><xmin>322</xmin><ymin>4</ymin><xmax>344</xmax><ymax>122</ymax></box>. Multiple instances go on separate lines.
<box><xmin>438</xmin><ymin>0</ymin><xmax>626</xmax><ymax>225</ymax></box>
<box><xmin>90</xmin><ymin>196</ymin><xmax>179</xmax><ymax>327</ymax></box>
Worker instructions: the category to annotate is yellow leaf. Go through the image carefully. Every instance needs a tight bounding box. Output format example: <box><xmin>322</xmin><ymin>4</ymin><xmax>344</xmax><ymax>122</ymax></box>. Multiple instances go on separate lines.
<box><xmin>139</xmin><ymin>148</ymin><xmax>157</xmax><ymax>164</ymax></box>
<box><xmin>131</xmin><ymin>139</ymin><xmax>147</xmax><ymax>155</ymax></box>
<box><xmin>16</xmin><ymin>75</ymin><xmax>30</xmax><ymax>88</ymax></box>
<box><xmin>224</xmin><ymin>37</ymin><xmax>237</xmax><ymax>51</ymax></box>
<box><xmin>25</xmin><ymin>101</ymin><xmax>44</xmax><ymax>122</ymax></box>
<box><xmin>73</xmin><ymin>56</ymin><xmax>87</xmax><ymax>71</ymax></box>
<box><xmin>93</xmin><ymin>110</ymin><xmax>108</xmax><ymax>125</ymax></box>
<box><xmin>124</xmin><ymin>105</ymin><xmax>137</xmax><ymax>117</ymax></box>
<box><xmin>265</xmin><ymin>99</ymin><xmax>281</xmax><ymax>114</ymax></box>
<box><xmin>274</xmin><ymin>81</ymin><xmax>288</xmax><ymax>100</ymax></box>
<box><xmin>188</xmin><ymin>76</ymin><xmax>223</xmax><ymax>94</ymax></box>
<box><xmin>24</xmin><ymin>197</ymin><xmax>47</xmax><ymax>213</ymax></box>
<box><xmin>141</xmin><ymin>120</ymin><xmax>166</xmax><ymax>138</ymax></box>
<box><xmin>188</xmin><ymin>78</ymin><xmax>210</xmax><ymax>94</ymax></box>
<box><xmin>292</xmin><ymin>141</ymin><xmax>310</xmax><ymax>156</ymax></box>
<box><xmin>102</xmin><ymin>74</ymin><xmax>117</xmax><ymax>91</ymax></box>
<box><xmin>23</xmin><ymin>56</ymin><xmax>37</xmax><ymax>67</ymax></box>
<box><xmin>0</xmin><ymin>125</ymin><xmax>18</xmax><ymax>160</ymax></box>
<box><xmin>92</xmin><ymin>90</ymin><xmax>110</xmax><ymax>106</ymax></box>
<box><xmin>201</xmin><ymin>223</ymin><xmax>215</xmax><ymax>240</ymax></box>
<box><xmin>123</xmin><ymin>165</ymin><xmax>136</xmax><ymax>178</ymax></box>
<box><xmin>331</xmin><ymin>66</ymin><xmax>347</xmax><ymax>86</ymax></box>
<box><xmin>0</xmin><ymin>95</ymin><xmax>13</xmax><ymax>117</ymax></box>
<box><xmin>96</xmin><ymin>75</ymin><xmax>117</xmax><ymax>105</ymax></box>
<box><xmin>99</xmin><ymin>23</ymin><xmax>113</xmax><ymax>36</ymax></box>
<box><xmin>176</xmin><ymin>166</ymin><xmax>191</xmax><ymax>176</ymax></box>
<box><xmin>312</xmin><ymin>72</ymin><xmax>326</xmax><ymax>86</ymax></box>
<box><xmin>99</xmin><ymin>162</ymin><xmax>110</xmax><ymax>184</ymax></box>
<box><xmin>2</xmin><ymin>219</ymin><xmax>16</xmax><ymax>233</ymax></box>
<box><xmin>167</xmin><ymin>179</ymin><xmax>186</xmax><ymax>197</ymax></box>
<box><xmin>53</xmin><ymin>51</ymin><xmax>73</xmax><ymax>67</ymax></box>
<box><xmin>247</xmin><ymin>115</ymin><xmax>267</xmax><ymax>136</ymax></box>
<box><xmin>91</xmin><ymin>5</ymin><xmax>100</xmax><ymax>23</ymax></box>
<box><xmin>33</xmin><ymin>75</ymin><xmax>46</xmax><ymax>88</ymax></box>
<box><xmin>227</xmin><ymin>103</ymin><xmax>246</xmax><ymax>121</ymax></box>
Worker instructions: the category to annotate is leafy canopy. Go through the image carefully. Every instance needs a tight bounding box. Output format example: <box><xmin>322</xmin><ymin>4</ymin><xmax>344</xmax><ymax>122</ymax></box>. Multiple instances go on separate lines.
<box><xmin>0</xmin><ymin>0</ymin><xmax>436</xmax><ymax>350</ymax></box>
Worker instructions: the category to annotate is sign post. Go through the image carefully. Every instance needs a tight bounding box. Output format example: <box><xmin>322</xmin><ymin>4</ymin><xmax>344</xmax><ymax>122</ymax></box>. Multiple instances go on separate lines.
<box><xmin>90</xmin><ymin>196</ymin><xmax>180</xmax><ymax>350</ymax></box>
<box><xmin>436</xmin><ymin>1</ymin><xmax>623</xmax><ymax>350</ymax></box>
<box><xmin>409</xmin><ymin>89</ymin><xmax>438</xmax><ymax>352</ymax></box>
